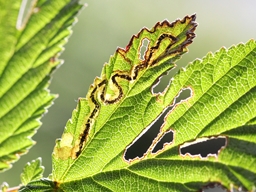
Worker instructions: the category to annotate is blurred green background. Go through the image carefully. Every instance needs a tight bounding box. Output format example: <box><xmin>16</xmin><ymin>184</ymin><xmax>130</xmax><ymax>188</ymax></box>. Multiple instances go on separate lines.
<box><xmin>1</xmin><ymin>0</ymin><xmax>256</xmax><ymax>189</ymax></box>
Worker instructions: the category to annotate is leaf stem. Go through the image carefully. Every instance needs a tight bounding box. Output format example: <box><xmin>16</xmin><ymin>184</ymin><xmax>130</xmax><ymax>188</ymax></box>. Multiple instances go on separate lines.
<box><xmin>2</xmin><ymin>186</ymin><xmax>19</xmax><ymax>192</ymax></box>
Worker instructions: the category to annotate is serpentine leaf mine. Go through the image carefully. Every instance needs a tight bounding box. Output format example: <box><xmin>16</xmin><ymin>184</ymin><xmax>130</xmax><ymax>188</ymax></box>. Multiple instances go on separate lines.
<box><xmin>73</xmin><ymin>15</ymin><xmax>197</xmax><ymax>158</ymax></box>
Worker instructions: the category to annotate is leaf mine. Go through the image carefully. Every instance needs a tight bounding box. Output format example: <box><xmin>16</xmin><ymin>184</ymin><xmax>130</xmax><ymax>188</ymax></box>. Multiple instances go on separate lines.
<box><xmin>54</xmin><ymin>133</ymin><xmax>75</xmax><ymax>160</ymax></box>
<box><xmin>73</xmin><ymin>15</ymin><xmax>197</xmax><ymax>159</ymax></box>
<box><xmin>50</xmin><ymin>14</ymin><xmax>256</xmax><ymax>191</ymax></box>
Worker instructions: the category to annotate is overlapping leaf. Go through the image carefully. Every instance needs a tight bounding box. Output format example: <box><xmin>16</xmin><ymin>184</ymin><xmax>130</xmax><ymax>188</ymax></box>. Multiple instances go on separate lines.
<box><xmin>0</xmin><ymin>0</ymin><xmax>83</xmax><ymax>171</ymax></box>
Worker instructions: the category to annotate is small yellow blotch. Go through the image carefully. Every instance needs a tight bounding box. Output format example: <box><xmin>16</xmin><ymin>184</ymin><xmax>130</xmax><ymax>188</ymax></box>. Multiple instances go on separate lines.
<box><xmin>54</xmin><ymin>133</ymin><xmax>74</xmax><ymax>160</ymax></box>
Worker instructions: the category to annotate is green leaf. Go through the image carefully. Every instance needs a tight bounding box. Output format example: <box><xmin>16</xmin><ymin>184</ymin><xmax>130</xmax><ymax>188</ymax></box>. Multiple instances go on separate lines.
<box><xmin>20</xmin><ymin>158</ymin><xmax>44</xmax><ymax>186</ymax></box>
<box><xmin>50</xmin><ymin>13</ymin><xmax>256</xmax><ymax>190</ymax></box>
<box><xmin>20</xmin><ymin>14</ymin><xmax>256</xmax><ymax>191</ymax></box>
<box><xmin>19</xmin><ymin>178</ymin><xmax>55</xmax><ymax>192</ymax></box>
<box><xmin>0</xmin><ymin>0</ymin><xmax>83</xmax><ymax>171</ymax></box>
<box><xmin>53</xmin><ymin>15</ymin><xmax>200</xmax><ymax>187</ymax></box>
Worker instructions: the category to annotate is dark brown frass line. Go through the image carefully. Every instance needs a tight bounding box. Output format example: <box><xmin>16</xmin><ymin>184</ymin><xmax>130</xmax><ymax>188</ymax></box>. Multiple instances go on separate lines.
<box><xmin>75</xmin><ymin>80</ymin><xmax>106</xmax><ymax>157</ymax></box>
<box><xmin>75</xmin><ymin>33</ymin><xmax>178</xmax><ymax>157</ymax></box>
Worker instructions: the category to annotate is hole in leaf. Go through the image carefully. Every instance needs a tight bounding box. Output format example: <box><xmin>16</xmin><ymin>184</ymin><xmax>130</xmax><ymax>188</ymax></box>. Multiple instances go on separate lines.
<box><xmin>124</xmin><ymin>107</ymin><xmax>170</xmax><ymax>162</ymax></box>
<box><xmin>151</xmin><ymin>130</ymin><xmax>174</xmax><ymax>154</ymax></box>
<box><xmin>201</xmin><ymin>183</ymin><xmax>227</xmax><ymax>192</ymax></box>
<box><xmin>139</xmin><ymin>38</ymin><xmax>150</xmax><ymax>61</ymax></box>
<box><xmin>172</xmin><ymin>87</ymin><xmax>192</xmax><ymax>104</ymax></box>
<box><xmin>152</xmin><ymin>64</ymin><xmax>184</xmax><ymax>94</ymax></box>
<box><xmin>180</xmin><ymin>136</ymin><xmax>227</xmax><ymax>158</ymax></box>
<box><xmin>124</xmin><ymin>87</ymin><xmax>192</xmax><ymax>162</ymax></box>
<box><xmin>152</xmin><ymin>69</ymin><xmax>173</xmax><ymax>94</ymax></box>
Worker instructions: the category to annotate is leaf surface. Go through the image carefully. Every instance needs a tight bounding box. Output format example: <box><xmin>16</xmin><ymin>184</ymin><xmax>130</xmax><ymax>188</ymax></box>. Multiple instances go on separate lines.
<box><xmin>23</xmin><ymin>15</ymin><xmax>256</xmax><ymax>191</ymax></box>
<box><xmin>0</xmin><ymin>0</ymin><xmax>83</xmax><ymax>171</ymax></box>
<box><xmin>20</xmin><ymin>158</ymin><xmax>44</xmax><ymax>185</ymax></box>
<box><xmin>53</xmin><ymin>15</ymin><xmax>200</xmax><ymax>187</ymax></box>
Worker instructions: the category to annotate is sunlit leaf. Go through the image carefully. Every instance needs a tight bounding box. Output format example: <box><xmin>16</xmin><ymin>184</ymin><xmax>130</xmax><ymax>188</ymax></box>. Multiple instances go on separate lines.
<box><xmin>0</xmin><ymin>0</ymin><xmax>83</xmax><ymax>171</ymax></box>
<box><xmin>20</xmin><ymin>158</ymin><xmax>44</xmax><ymax>185</ymax></box>
<box><xmin>22</xmin><ymin>14</ymin><xmax>256</xmax><ymax>191</ymax></box>
<box><xmin>19</xmin><ymin>178</ymin><xmax>55</xmax><ymax>192</ymax></box>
